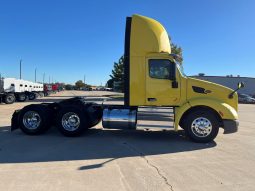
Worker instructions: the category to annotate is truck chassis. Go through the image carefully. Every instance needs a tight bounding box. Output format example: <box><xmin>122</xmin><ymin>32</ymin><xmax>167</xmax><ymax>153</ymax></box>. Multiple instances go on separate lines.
<box><xmin>11</xmin><ymin>97</ymin><xmax>223</xmax><ymax>143</ymax></box>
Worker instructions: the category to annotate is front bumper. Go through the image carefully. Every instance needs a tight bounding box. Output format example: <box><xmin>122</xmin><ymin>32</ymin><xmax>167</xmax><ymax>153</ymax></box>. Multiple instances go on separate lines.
<box><xmin>223</xmin><ymin>119</ymin><xmax>239</xmax><ymax>134</ymax></box>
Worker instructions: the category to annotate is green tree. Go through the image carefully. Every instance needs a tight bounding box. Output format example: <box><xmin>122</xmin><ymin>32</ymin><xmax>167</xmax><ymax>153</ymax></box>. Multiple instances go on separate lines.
<box><xmin>110</xmin><ymin>56</ymin><xmax>124</xmax><ymax>92</ymax></box>
<box><xmin>169</xmin><ymin>36</ymin><xmax>183</xmax><ymax>64</ymax></box>
<box><xmin>106</xmin><ymin>79</ymin><xmax>114</xmax><ymax>88</ymax></box>
<box><xmin>75</xmin><ymin>80</ymin><xmax>85</xmax><ymax>89</ymax></box>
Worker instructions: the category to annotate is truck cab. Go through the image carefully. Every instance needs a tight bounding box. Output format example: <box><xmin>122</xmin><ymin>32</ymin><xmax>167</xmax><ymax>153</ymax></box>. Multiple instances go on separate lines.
<box><xmin>121</xmin><ymin>15</ymin><xmax>239</xmax><ymax>141</ymax></box>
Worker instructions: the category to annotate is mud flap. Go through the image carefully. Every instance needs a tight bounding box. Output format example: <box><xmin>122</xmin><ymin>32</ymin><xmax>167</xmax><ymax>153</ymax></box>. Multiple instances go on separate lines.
<box><xmin>11</xmin><ymin>110</ymin><xmax>21</xmax><ymax>131</ymax></box>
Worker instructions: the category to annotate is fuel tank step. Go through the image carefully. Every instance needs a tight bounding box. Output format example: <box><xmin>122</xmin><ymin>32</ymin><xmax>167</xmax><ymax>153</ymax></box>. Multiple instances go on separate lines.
<box><xmin>136</xmin><ymin>107</ymin><xmax>174</xmax><ymax>130</ymax></box>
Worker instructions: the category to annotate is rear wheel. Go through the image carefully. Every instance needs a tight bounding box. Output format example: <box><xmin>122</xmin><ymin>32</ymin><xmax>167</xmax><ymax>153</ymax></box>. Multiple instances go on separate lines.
<box><xmin>34</xmin><ymin>92</ymin><xmax>40</xmax><ymax>98</ymax></box>
<box><xmin>18</xmin><ymin>104</ymin><xmax>53</xmax><ymax>135</ymax></box>
<box><xmin>17</xmin><ymin>93</ymin><xmax>27</xmax><ymax>102</ymax></box>
<box><xmin>56</xmin><ymin>106</ymin><xmax>90</xmax><ymax>137</ymax></box>
<box><xmin>28</xmin><ymin>93</ymin><xmax>36</xmax><ymax>100</ymax></box>
<box><xmin>183</xmin><ymin>109</ymin><xmax>220</xmax><ymax>143</ymax></box>
<box><xmin>4</xmin><ymin>93</ymin><xmax>15</xmax><ymax>104</ymax></box>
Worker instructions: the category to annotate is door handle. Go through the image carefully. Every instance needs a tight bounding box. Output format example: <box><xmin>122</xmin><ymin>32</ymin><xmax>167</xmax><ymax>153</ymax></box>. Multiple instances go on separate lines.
<box><xmin>148</xmin><ymin>98</ymin><xmax>157</xmax><ymax>102</ymax></box>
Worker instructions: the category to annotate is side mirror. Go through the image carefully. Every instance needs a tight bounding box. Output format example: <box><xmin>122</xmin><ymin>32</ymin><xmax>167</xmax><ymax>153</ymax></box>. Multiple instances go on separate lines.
<box><xmin>229</xmin><ymin>82</ymin><xmax>245</xmax><ymax>98</ymax></box>
<box><xmin>169</xmin><ymin>63</ymin><xmax>178</xmax><ymax>88</ymax></box>
<box><xmin>238</xmin><ymin>82</ymin><xmax>245</xmax><ymax>89</ymax></box>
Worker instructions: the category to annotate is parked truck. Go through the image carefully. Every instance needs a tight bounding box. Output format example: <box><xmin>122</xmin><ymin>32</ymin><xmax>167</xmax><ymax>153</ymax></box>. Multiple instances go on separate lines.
<box><xmin>11</xmin><ymin>15</ymin><xmax>243</xmax><ymax>142</ymax></box>
<box><xmin>0</xmin><ymin>77</ymin><xmax>44</xmax><ymax>103</ymax></box>
<box><xmin>0</xmin><ymin>77</ymin><xmax>16</xmax><ymax>104</ymax></box>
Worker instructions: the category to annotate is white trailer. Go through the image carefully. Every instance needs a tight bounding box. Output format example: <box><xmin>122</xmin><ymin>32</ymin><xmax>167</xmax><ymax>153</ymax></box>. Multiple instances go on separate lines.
<box><xmin>0</xmin><ymin>78</ymin><xmax>44</xmax><ymax>103</ymax></box>
<box><xmin>32</xmin><ymin>82</ymin><xmax>44</xmax><ymax>97</ymax></box>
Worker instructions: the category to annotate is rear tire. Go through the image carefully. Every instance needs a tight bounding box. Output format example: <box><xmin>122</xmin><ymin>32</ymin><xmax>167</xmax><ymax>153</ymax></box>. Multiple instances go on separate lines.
<box><xmin>39</xmin><ymin>92</ymin><xmax>44</xmax><ymax>97</ymax></box>
<box><xmin>4</xmin><ymin>93</ymin><xmax>15</xmax><ymax>104</ymax></box>
<box><xmin>28</xmin><ymin>93</ymin><xmax>36</xmax><ymax>100</ymax></box>
<box><xmin>18</xmin><ymin>104</ymin><xmax>53</xmax><ymax>135</ymax></box>
<box><xmin>17</xmin><ymin>93</ymin><xmax>28</xmax><ymax>102</ymax></box>
<box><xmin>34</xmin><ymin>92</ymin><xmax>40</xmax><ymax>98</ymax></box>
<box><xmin>56</xmin><ymin>106</ymin><xmax>90</xmax><ymax>137</ymax></box>
<box><xmin>183</xmin><ymin>109</ymin><xmax>219</xmax><ymax>143</ymax></box>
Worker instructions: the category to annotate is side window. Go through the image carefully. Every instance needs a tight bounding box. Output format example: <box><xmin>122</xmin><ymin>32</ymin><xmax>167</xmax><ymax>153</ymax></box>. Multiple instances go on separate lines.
<box><xmin>11</xmin><ymin>83</ymin><xmax>15</xmax><ymax>86</ymax></box>
<box><xmin>149</xmin><ymin>59</ymin><xmax>172</xmax><ymax>79</ymax></box>
<box><xmin>20</xmin><ymin>84</ymin><xmax>23</xmax><ymax>87</ymax></box>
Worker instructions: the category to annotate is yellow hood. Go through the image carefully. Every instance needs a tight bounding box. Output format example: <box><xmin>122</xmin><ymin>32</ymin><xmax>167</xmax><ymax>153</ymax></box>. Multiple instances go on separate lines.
<box><xmin>186</xmin><ymin>77</ymin><xmax>238</xmax><ymax>111</ymax></box>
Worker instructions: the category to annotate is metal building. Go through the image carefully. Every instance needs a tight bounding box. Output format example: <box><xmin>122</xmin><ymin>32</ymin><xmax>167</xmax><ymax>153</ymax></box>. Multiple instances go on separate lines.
<box><xmin>191</xmin><ymin>75</ymin><xmax>255</xmax><ymax>96</ymax></box>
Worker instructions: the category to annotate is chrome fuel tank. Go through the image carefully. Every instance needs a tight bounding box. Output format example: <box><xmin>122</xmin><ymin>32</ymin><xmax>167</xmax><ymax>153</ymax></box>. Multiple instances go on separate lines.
<box><xmin>102</xmin><ymin>107</ymin><xmax>137</xmax><ymax>129</ymax></box>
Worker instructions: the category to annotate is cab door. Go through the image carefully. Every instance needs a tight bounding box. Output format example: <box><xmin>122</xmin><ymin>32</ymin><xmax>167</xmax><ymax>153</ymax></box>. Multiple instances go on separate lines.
<box><xmin>145</xmin><ymin>58</ymin><xmax>180</xmax><ymax>106</ymax></box>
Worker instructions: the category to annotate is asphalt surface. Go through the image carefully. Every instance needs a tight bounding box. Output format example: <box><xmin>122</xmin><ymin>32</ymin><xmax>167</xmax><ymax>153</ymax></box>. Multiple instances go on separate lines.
<box><xmin>0</xmin><ymin>91</ymin><xmax>255</xmax><ymax>191</ymax></box>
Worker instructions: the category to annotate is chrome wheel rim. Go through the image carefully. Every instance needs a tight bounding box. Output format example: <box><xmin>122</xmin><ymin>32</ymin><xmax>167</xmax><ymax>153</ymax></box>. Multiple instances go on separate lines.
<box><xmin>23</xmin><ymin>111</ymin><xmax>41</xmax><ymax>129</ymax></box>
<box><xmin>62</xmin><ymin>112</ymin><xmax>80</xmax><ymax>131</ymax></box>
<box><xmin>7</xmin><ymin>96</ymin><xmax>14</xmax><ymax>102</ymax></box>
<box><xmin>191</xmin><ymin>117</ymin><xmax>212</xmax><ymax>137</ymax></box>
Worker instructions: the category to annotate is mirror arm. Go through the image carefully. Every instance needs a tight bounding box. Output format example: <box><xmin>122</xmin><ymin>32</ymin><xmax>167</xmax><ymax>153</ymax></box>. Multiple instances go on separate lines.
<box><xmin>229</xmin><ymin>88</ymin><xmax>239</xmax><ymax>99</ymax></box>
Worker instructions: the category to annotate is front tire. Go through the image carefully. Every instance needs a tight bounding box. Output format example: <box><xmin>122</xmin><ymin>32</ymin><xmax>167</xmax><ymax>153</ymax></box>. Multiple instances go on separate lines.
<box><xmin>18</xmin><ymin>104</ymin><xmax>53</xmax><ymax>135</ymax></box>
<box><xmin>183</xmin><ymin>109</ymin><xmax>220</xmax><ymax>143</ymax></box>
<box><xmin>56</xmin><ymin>106</ymin><xmax>90</xmax><ymax>137</ymax></box>
<box><xmin>4</xmin><ymin>93</ymin><xmax>15</xmax><ymax>104</ymax></box>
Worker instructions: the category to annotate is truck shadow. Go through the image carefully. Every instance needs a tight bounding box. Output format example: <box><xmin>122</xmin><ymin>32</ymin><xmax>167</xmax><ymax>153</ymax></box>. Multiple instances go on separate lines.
<box><xmin>0</xmin><ymin>126</ymin><xmax>216</xmax><ymax>166</ymax></box>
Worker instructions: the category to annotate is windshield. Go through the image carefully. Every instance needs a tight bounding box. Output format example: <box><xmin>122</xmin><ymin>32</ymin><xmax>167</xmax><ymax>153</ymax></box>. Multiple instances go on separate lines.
<box><xmin>176</xmin><ymin>61</ymin><xmax>186</xmax><ymax>77</ymax></box>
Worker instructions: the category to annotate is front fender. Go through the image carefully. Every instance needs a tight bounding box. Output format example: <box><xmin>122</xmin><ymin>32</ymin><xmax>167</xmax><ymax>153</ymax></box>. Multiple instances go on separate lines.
<box><xmin>175</xmin><ymin>98</ymin><xmax>238</xmax><ymax>131</ymax></box>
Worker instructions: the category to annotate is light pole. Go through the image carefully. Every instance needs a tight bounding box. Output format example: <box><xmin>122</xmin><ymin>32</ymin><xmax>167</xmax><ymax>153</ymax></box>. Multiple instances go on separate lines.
<box><xmin>19</xmin><ymin>59</ymin><xmax>22</xmax><ymax>79</ymax></box>
<box><xmin>35</xmin><ymin>68</ymin><xmax>37</xmax><ymax>82</ymax></box>
<box><xmin>43</xmin><ymin>73</ymin><xmax>45</xmax><ymax>84</ymax></box>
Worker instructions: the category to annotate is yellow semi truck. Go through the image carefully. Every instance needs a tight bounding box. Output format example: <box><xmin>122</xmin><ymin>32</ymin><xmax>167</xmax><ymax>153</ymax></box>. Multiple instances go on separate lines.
<box><xmin>11</xmin><ymin>15</ymin><xmax>243</xmax><ymax>143</ymax></box>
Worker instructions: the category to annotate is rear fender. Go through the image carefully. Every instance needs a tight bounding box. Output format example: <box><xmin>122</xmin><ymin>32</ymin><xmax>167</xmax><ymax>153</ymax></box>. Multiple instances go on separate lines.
<box><xmin>11</xmin><ymin>110</ymin><xmax>21</xmax><ymax>131</ymax></box>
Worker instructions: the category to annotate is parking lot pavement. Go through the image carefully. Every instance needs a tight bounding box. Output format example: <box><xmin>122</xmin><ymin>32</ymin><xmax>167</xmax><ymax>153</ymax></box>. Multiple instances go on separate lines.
<box><xmin>0</xmin><ymin>91</ymin><xmax>255</xmax><ymax>191</ymax></box>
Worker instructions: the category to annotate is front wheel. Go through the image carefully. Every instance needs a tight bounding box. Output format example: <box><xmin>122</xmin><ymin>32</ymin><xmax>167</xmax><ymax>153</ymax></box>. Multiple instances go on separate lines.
<box><xmin>4</xmin><ymin>94</ymin><xmax>15</xmax><ymax>104</ymax></box>
<box><xmin>183</xmin><ymin>110</ymin><xmax>220</xmax><ymax>143</ymax></box>
<box><xmin>56</xmin><ymin>106</ymin><xmax>90</xmax><ymax>137</ymax></box>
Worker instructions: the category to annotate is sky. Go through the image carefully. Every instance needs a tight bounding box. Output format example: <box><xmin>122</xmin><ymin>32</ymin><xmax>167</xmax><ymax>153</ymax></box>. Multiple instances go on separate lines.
<box><xmin>0</xmin><ymin>0</ymin><xmax>255</xmax><ymax>85</ymax></box>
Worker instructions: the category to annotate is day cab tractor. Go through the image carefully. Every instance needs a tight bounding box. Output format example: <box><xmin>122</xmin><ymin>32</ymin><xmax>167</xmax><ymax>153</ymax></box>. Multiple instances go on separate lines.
<box><xmin>11</xmin><ymin>15</ymin><xmax>243</xmax><ymax>143</ymax></box>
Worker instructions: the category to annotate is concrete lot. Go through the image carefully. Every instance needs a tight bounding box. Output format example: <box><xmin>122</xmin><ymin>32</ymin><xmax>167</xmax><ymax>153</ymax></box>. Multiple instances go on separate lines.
<box><xmin>0</xmin><ymin>91</ymin><xmax>255</xmax><ymax>191</ymax></box>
